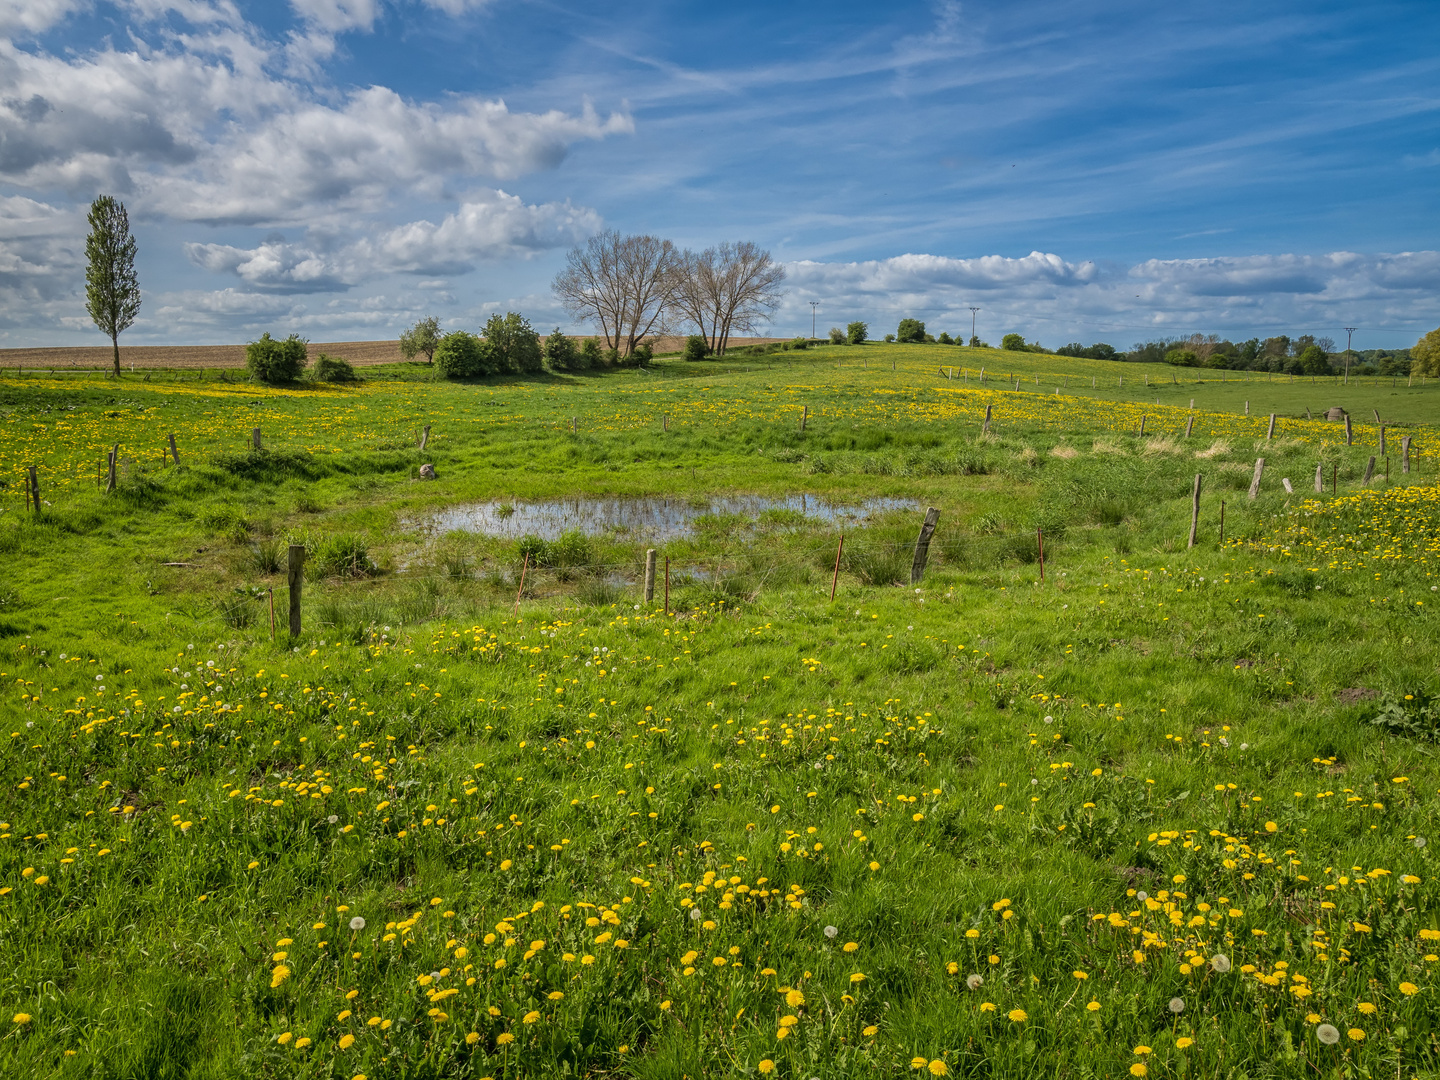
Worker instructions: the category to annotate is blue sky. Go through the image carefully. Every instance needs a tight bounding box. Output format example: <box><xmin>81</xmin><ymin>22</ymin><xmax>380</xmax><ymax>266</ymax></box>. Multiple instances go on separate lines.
<box><xmin>2</xmin><ymin>0</ymin><xmax>1437</xmax><ymax>349</ymax></box>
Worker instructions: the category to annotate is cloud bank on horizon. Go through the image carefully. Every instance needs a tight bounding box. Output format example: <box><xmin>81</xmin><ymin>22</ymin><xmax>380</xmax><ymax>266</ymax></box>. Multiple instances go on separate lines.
<box><xmin>1</xmin><ymin>0</ymin><xmax>1437</xmax><ymax>349</ymax></box>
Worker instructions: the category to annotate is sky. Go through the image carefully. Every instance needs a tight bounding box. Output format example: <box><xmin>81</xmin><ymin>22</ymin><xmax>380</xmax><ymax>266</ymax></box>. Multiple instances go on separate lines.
<box><xmin>2</xmin><ymin>0</ymin><xmax>1438</xmax><ymax>350</ymax></box>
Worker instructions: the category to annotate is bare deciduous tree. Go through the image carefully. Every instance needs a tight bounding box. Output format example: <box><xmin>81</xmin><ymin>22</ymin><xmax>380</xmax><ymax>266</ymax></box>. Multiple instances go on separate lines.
<box><xmin>671</xmin><ymin>241</ymin><xmax>786</xmax><ymax>354</ymax></box>
<box><xmin>553</xmin><ymin>231</ymin><xmax>678</xmax><ymax>357</ymax></box>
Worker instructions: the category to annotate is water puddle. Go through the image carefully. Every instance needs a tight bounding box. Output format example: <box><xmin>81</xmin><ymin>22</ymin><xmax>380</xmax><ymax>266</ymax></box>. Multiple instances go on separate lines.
<box><xmin>419</xmin><ymin>495</ymin><xmax>923</xmax><ymax>542</ymax></box>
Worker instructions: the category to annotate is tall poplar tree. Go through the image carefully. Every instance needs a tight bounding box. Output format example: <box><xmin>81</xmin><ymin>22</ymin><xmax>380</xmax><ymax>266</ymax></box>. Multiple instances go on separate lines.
<box><xmin>85</xmin><ymin>195</ymin><xmax>141</xmax><ymax>376</ymax></box>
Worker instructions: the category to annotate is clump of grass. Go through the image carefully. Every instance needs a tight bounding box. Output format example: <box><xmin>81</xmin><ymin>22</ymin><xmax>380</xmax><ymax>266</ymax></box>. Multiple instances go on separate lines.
<box><xmin>309</xmin><ymin>534</ymin><xmax>378</xmax><ymax>578</ymax></box>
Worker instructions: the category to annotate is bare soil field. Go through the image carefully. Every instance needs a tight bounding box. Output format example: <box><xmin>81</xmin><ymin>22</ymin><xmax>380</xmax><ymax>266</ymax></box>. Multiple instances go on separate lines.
<box><xmin>0</xmin><ymin>336</ymin><xmax>788</xmax><ymax>370</ymax></box>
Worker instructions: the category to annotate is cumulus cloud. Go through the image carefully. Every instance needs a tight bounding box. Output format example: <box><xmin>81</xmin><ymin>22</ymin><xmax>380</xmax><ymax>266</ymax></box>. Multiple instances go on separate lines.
<box><xmin>0</xmin><ymin>34</ymin><xmax>631</xmax><ymax>222</ymax></box>
<box><xmin>184</xmin><ymin>189</ymin><xmax>601</xmax><ymax>290</ymax></box>
<box><xmin>784</xmin><ymin>251</ymin><xmax>1440</xmax><ymax>341</ymax></box>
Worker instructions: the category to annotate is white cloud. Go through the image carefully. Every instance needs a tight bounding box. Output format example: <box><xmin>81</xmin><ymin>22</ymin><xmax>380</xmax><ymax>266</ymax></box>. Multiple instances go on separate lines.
<box><xmin>184</xmin><ymin>189</ymin><xmax>602</xmax><ymax>290</ymax></box>
<box><xmin>0</xmin><ymin>0</ymin><xmax>88</xmax><ymax>35</ymax></box>
<box><xmin>783</xmin><ymin>251</ymin><xmax>1440</xmax><ymax>342</ymax></box>
<box><xmin>287</xmin><ymin>0</ymin><xmax>380</xmax><ymax>33</ymax></box>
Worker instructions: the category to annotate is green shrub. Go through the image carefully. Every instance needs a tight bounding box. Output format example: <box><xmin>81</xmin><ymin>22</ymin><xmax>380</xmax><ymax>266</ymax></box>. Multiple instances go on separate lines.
<box><xmin>312</xmin><ymin>353</ymin><xmax>357</xmax><ymax>381</ymax></box>
<box><xmin>847</xmin><ymin>321</ymin><xmax>868</xmax><ymax>345</ymax></box>
<box><xmin>434</xmin><ymin>331</ymin><xmax>487</xmax><ymax>379</ymax></box>
<box><xmin>1001</xmin><ymin>333</ymin><xmax>1027</xmax><ymax>351</ymax></box>
<box><xmin>896</xmin><ymin>319</ymin><xmax>926</xmax><ymax>344</ymax></box>
<box><xmin>580</xmin><ymin>339</ymin><xmax>603</xmax><ymax>368</ymax></box>
<box><xmin>482</xmin><ymin>312</ymin><xmax>543</xmax><ymax>374</ymax></box>
<box><xmin>1165</xmin><ymin>349</ymin><xmax>1199</xmax><ymax>366</ymax></box>
<box><xmin>827</xmin><ymin>327</ymin><xmax>845</xmax><ymax>345</ymax></box>
<box><xmin>790</xmin><ymin>337</ymin><xmax>809</xmax><ymax>351</ymax></box>
<box><xmin>937</xmin><ymin>332</ymin><xmax>953</xmax><ymax>345</ymax></box>
<box><xmin>633</xmin><ymin>342</ymin><xmax>654</xmax><ymax>365</ymax></box>
<box><xmin>245</xmin><ymin>333</ymin><xmax>308</xmax><ymax>383</ymax></box>
<box><xmin>683</xmin><ymin>335</ymin><xmax>710</xmax><ymax>361</ymax></box>
<box><xmin>544</xmin><ymin>328</ymin><xmax>580</xmax><ymax>371</ymax></box>
<box><xmin>883</xmin><ymin>334</ymin><xmax>895</xmax><ymax>343</ymax></box>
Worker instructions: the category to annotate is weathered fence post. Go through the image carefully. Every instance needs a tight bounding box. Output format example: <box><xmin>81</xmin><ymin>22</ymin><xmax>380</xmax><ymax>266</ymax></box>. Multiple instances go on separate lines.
<box><xmin>663</xmin><ymin>414</ymin><xmax>669</xmax><ymax>432</ymax></box>
<box><xmin>1345</xmin><ymin>414</ymin><xmax>1353</xmax><ymax>445</ymax></box>
<box><xmin>1245</xmin><ymin>400</ymin><xmax>1249</xmax><ymax>416</ymax></box>
<box><xmin>28</xmin><ymin>465</ymin><xmax>39</xmax><ymax>513</ymax></box>
<box><xmin>253</xmin><ymin>427</ymin><xmax>262</xmax><ymax>450</ymax></box>
<box><xmin>1401</xmin><ymin>436</ymin><xmax>1412</xmax><ymax>474</ymax></box>
<box><xmin>1282</xmin><ymin>477</ymin><xmax>1293</xmax><ymax>494</ymax></box>
<box><xmin>1248</xmin><ymin>458</ymin><xmax>1265</xmax><ymax>500</ymax></box>
<box><xmin>1362</xmin><ymin>456</ymin><xmax>1376</xmax><ymax>485</ymax></box>
<box><xmin>168</xmin><ymin>433</ymin><xmax>180</xmax><ymax>466</ymax></box>
<box><xmin>910</xmin><ymin>507</ymin><xmax>941</xmax><ymax>586</ymax></box>
<box><xmin>982</xmin><ymin>404</ymin><xmax>992</xmax><ymax>436</ymax></box>
<box><xmin>1314</xmin><ymin>462</ymin><xmax>1324</xmax><ymax>492</ymax></box>
<box><xmin>800</xmin><ymin>405</ymin><xmax>808</xmax><ymax>431</ymax></box>
<box><xmin>644</xmin><ymin>549</ymin><xmax>657</xmax><ymax>603</ymax></box>
<box><xmin>419</xmin><ymin>424</ymin><xmax>431</xmax><ymax>450</ymax></box>
<box><xmin>1378</xmin><ymin>425</ymin><xmax>1385</xmax><ymax>457</ymax></box>
<box><xmin>1188</xmin><ymin>474</ymin><xmax>1202</xmax><ymax>548</ymax></box>
<box><xmin>1266</xmin><ymin>414</ymin><xmax>1276</xmax><ymax>440</ymax></box>
<box><xmin>106</xmin><ymin>444</ymin><xmax>118</xmax><ymax>493</ymax></box>
<box><xmin>830</xmin><ymin>535</ymin><xmax>845</xmax><ymax>600</ymax></box>
<box><xmin>1139</xmin><ymin>415</ymin><xmax>1147</xmax><ymax>438</ymax></box>
<box><xmin>1185</xmin><ymin>415</ymin><xmax>1195</xmax><ymax>438</ymax></box>
<box><xmin>287</xmin><ymin>544</ymin><xmax>306</xmax><ymax>635</ymax></box>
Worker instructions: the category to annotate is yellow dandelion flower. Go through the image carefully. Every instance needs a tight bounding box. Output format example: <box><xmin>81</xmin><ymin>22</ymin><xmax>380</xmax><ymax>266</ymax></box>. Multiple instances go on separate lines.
<box><xmin>339</xmin><ymin>1034</ymin><xmax>355</xmax><ymax>1050</ymax></box>
<box><xmin>928</xmin><ymin>1061</ymin><xmax>948</xmax><ymax>1076</ymax></box>
<box><xmin>1008</xmin><ymin>1009</ymin><xmax>1027</xmax><ymax>1023</ymax></box>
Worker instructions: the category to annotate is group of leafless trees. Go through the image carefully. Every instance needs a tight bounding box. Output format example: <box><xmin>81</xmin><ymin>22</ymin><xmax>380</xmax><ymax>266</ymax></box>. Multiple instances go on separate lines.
<box><xmin>552</xmin><ymin>232</ymin><xmax>786</xmax><ymax>357</ymax></box>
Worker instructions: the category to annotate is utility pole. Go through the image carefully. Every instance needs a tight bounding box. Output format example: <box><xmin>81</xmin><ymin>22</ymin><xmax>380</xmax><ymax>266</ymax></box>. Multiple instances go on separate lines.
<box><xmin>969</xmin><ymin>307</ymin><xmax>980</xmax><ymax>344</ymax></box>
<box><xmin>1343</xmin><ymin>327</ymin><xmax>1356</xmax><ymax>385</ymax></box>
<box><xmin>809</xmin><ymin>301</ymin><xmax>820</xmax><ymax>340</ymax></box>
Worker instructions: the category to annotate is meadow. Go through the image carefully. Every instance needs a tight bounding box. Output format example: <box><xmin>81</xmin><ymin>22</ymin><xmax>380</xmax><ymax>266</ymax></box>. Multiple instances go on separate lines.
<box><xmin>1</xmin><ymin>341</ymin><xmax>1438</xmax><ymax>1079</ymax></box>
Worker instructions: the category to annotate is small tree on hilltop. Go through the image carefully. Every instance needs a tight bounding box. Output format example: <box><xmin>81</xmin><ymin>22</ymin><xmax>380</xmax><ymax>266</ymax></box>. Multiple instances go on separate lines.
<box><xmin>847</xmin><ymin>321</ymin><xmax>868</xmax><ymax>345</ymax></box>
<box><xmin>85</xmin><ymin>195</ymin><xmax>141</xmax><ymax>377</ymax></box>
<box><xmin>482</xmin><ymin>312</ymin><xmax>543</xmax><ymax>374</ymax></box>
<box><xmin>1412</xmin><ymin>328</ymin><xmax>1440</xmax><ymax>377</ymax></box>
<box><xmin>246</xmin><ymin>333</ymin><xmax>309</xmax><ymax>383</ymax></box>
<box><xmin>400</xmin><ymin>316</ymin><xmax>441</xmax><ymax>363</ymax></box>
<box><xmin>544</xmin><ymin>328</ymin><xmax>580</xmax><ymax>371</ymax></box>
<box><xmin>1001</xmin><ymin>333</ymin><xmax>1027</xmax><ymax>351</ymax></box>
<box><xmin>896</xmin><ymin>319</ymin><xmax>926</xmax><ymax>343</ymax></box>
<box><xmin>1164</xmin><ymin>348</ymin><xmax>1198</xmax><ymax>366</ymax></box>
<box><xmin>434</xmin><ymin>331</ymin><xmax>487</xmax><ymax>379</ymax></box>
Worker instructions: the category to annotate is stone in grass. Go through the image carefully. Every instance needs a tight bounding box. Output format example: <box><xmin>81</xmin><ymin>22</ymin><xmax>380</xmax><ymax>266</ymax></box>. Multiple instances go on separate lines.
<box><xmin>419</xmin><ymin>463</ymin><xmax>436</xmax><ymax>480</ymax></box>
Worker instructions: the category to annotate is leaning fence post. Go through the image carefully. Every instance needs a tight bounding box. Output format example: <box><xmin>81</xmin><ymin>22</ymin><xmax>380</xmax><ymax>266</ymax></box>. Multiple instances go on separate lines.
<box><xmin>1362</xmin><ymin>456</ymin><xmax>1376</xmax><ymax>485</ymax></box>
<box><xmin>1248</xmin><ymin>458</ymin><xmax>1265</xmax><ymax>500</ymax></box>
<box><xmin>1139</xmin><ymin>415</ymin><xmax>1147</xmax><ymax>438</ymax></box>
<box><xmin>1185</xmin><ymin>415</ymin><xmax>1195</xmax><ymax>438</ymax></box>
<box><xmin>1188</xmin><ymin>474</ymin><xmax>1202</xmax><ymax>548</ymax></box>
<box><xmin>830</xmin><ymin>535</ymin><xmax>845</xmax><ymax>600</ymax></box>
<box><xmin>1266</xmin><ymin>413</ymin><xmax>1276</xmax><ymax>440</ymax></box>
<box><xmin>644</xmin><ymin>549</ymin><xmax>657</xmax><ymax>603</ymax></box>
<box><xmin>419</xmin><ymin>424</ymin><xmax>431</xmax><ymax>451</ymax></box>
<box><xmin>910</xmin><ymin>507</ymin><xmax>941</xmax><ymax>586</ymax></box>
<box><xmin>168</xmin><ymin>433</ymin><xmax>180</xmax><ymax>466</ymax></box>
<box><xmin>287</xmin><ymin>544</ymin><xmax>305</xmax><ymax>636</ymax></box>
<box><xmin>513</xmin><ymin>553</ymin><xmax>529</xmax><ymax>615</ymax></box>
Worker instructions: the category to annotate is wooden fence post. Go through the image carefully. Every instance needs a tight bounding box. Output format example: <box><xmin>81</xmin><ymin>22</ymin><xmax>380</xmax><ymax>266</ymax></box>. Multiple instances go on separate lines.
<box><xmin>1282</xmin><ymin>477</ymin><xmax>1293</xmax><ymax>494</ymax></box>
<box><xmin>644</xmin><ymin>549</ymin><xmax>657</xmax><ymax>603</ymax></box>
<box><xmin>106</xmin><ymin>444</ymin><xmax>118</xmax><ymax>493</ymax></box>
<box><xmin>982</xmin><ymin>404</ymin><xmax>992</xmax><ymax>435</ymax></box>
<box><xmin>830</xmin><ymin>535</ymin><xmax>845</xmax><ymax>600</ymax></box>
<box><xmin>513</xmin><ymin>553</ymin><xmax>529</xmax><ymax>615</ymax></box>
<box><xmin>1245</xmin><ymin>400</ymin><xmax>1249</xmax><ymax>416</ymax></box>
<box><xmin>252</xmin><ymin>427</ymin><xmax>262</xmax><ymax>450</ymax></box>
<box><xmin>910</xmin><ymin>507</ymin><xmax>941</xmax><ymax>586</ymax></box>
<box><xmin>168</xmin><ymin>433</ymin><xmax>180</xmax><ymax>465</ymax></box>
<box><xmin>663</xmin><ymin>414</ymin><xmax>669</xmax><ymax>432</ymax></box>
<box><xmin>419</xmin><ymin>424</ymin><xmax>431</xmax><ymax>450</ymax></box>
<box><xmin>800</xmin><ymin>405</ymin><xmax>808</xmax><ymax>431</ymax></box>
<box><xmin>1314</xmin><ymin>462</ymin><xmax>1323</xmax><ymax>492</ymax></box>
<box><xmin>1401</xmin><ymin>435</ymin><xmax>1412</xmax><ymax>474</ymax></box>
<box><xmin>1248</xmin><ymin>458</ymin><xmax>1265</xmax><ymax>500</ymax></box>
<box><xmin>1139</xmin><ymin>415</ymin><xmax>1147</xmax><ymax>438</ymax></box>
<box><xmin>1185</xmin><ymin>415</ymin><xmax>1195</xmax><ymax>438</ymax></box>
<box><xmin>1188</xmin><ymin>474</ymin><xmax>1202</xmax><ymax>548</ymax></box>
<box><xmin>1266</xmin><ymin>413</ymin><xmax>1276</xmax><ymax>440</ymax></box>
<box><xmin>1362</xmin><ymin>456</ymin><xmax>1376</xmax><ymax>485</ymax></box>
<box><xmin>1345</xmin><ymin>414</ymin><xmax>1353</xmax><ymax>445</ymax></box>
<box><xmin>287</xmin><ymin>544</ymin><xmax>305</xmax><ymax>635</ymax></box>
<box><xmin>28</xmin><ymin>466</ymin><xmax>39</xmax><ymax>513</ymax></box>
<box><xmin>1378</xmin><ymin>425</ymin><xmax>1385</xmax><ymax>457</ymax></box>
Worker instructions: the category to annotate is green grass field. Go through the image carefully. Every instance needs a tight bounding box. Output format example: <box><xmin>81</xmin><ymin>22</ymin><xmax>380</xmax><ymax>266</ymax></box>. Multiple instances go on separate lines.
<box><xmin>1</xmin><ymin>343</ymin><xmax>1438</xmax><ymax>1079</ymax></box>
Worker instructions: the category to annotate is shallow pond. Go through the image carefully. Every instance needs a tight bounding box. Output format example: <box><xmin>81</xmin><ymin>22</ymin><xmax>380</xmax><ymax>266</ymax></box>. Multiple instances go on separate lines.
<box><xmin>419</xmin><ymin>494</ymin><xmax>924</xmax><ymax>542</ymax></box>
